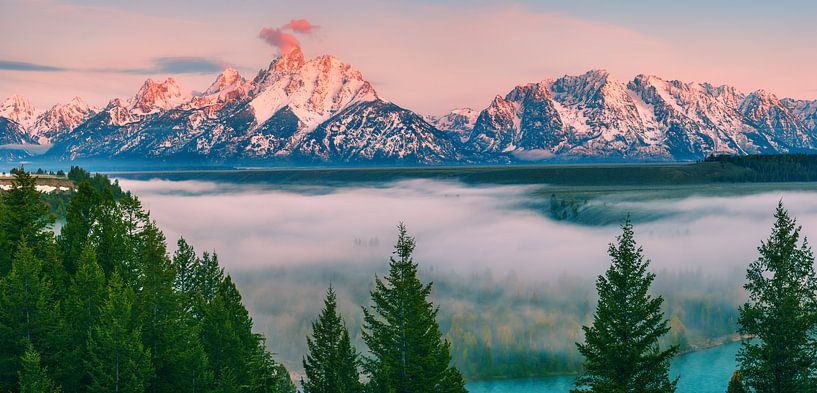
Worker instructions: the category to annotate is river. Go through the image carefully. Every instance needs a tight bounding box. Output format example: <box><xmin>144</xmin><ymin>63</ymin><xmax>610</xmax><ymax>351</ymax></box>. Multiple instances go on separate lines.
<box><xmin>467</xmin><ymin>341</ymin><xmax>740</xmax><ymax>392</ymax></box>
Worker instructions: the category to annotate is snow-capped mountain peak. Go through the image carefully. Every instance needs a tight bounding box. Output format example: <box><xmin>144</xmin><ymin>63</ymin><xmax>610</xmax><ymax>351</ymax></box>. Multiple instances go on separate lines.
<box><xmin>189</xmin><ymin>66</ymin><xmax>252</xmax><ymax>108</ymax></box>
<box><xmin>0</xmin><ymin>94</ymin><xmax>42</xmax><ymax>130</ymax></box>
<box><xmin>131</xmin><ymin>77</ymin><xmax>191</xmax><ymax>114</ymax></box>
<box><xmin>29</xmin><ymin>96</ymin><xmax>97</xmax><ymax>143</ymax></box>
<box><xmin>248</xmin><ymin>50</ymin><xmax>378</xmax><ymax>129</ymax></box>
<box><xmin>271</xmin><ymin>46</ymin><xmax>306</xmax><ymax>74</ymax></box>
<box><xmin>428</xmin><ymin>107</ymin><xmax>479</xmax><ymax>142</ymax></box>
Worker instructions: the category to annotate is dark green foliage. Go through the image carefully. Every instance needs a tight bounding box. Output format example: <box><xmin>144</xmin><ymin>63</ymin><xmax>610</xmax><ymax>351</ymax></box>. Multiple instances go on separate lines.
<box><xmin>705</xmin><ymin>154</ymin><xmax>817</xmax><ymax>182</ymax></box>
<box><xmin>302</xmin><ymin>286</ymin><xmax>363</xmax><ymax>393</ymax></box>
<box><xmin>18</xmin><ymin>344</ymin><xmax>60</xmax><ymax>393</ymax></box>
<box><xmin>0</xmin><ymin>241</ymin><xmax>59</xmax><ymax>392</ymax></box>
<box><xmin>0</xmin><ymin>169</ymin><xmax>54</xmax><ymax>274</ymax></box>
<box><xmin>727</xmin><ymin>370</ymin><xmax>747</xmax><ymax>393</ymax></box>
<box><xmin>362</xmin><ymin>224</ymin><xmax>466</xmax><ymax>393</ymax></box>
<box><xmin>86</xmin><ymin>275</ymin><xmax>152</xmax><ymax>393</ymax></box>
<box><xmin>0</xmin><ymin>168</ymin><xmax>294</xmax><ymax>393</ymax></box>
<box><xmin>59</xmin><ymin>244</ymin><xmax>106</xmax><ymax>391</ymax></box>
<box><xmin>737</xmin><ymin>203</ymin><xmax>817</xmax><ymax>392</ymax></box>
<box><xmin>573</xmin><ymin>220</ymin><xmax>678</xmax><ymax>393</ymax></box>
<box><xmin>57</xmin><ymin>180</ymin><xmax>99</xmax><ymax>274</ymax></box>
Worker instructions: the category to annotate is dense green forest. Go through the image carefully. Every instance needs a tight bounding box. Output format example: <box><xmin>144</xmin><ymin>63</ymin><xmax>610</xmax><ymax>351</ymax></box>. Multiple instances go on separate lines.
<box><xmin>704</xmin><ymin>154</ymin><xmax>817</xmax><ymax>182</ymax></box>
<box><xmin>0</xmin><ymin>169</ymin><xmax>295</xmax><ymax>392</ymax></box>
<box><xmin>0</xmin><ymin>168</ymin><xmax>467</xmax><ymax>392</ymax></box>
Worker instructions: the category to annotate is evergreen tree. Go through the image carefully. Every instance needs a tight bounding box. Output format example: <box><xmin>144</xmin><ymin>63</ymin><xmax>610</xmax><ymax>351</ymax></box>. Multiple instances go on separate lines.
<box><xmin>195</xmin><ymin>251</ymin><xmax>224</xmax><ymax>304</ymax></box>
<box><xmin>135</xmin><ymin>223</ymin><xmax>201</xmax><ymax>393</ymax></box>
<box><xmin>0</xmin><ymin>241</ymin><xmax>59</xmax><ymax>392</ymax></box>
<box><xmin>737</xmin><ymin>203</ymin><xmax>817</xmax><ymax>392</ymax></box>
<box><xmin>60</xmin><ymin>244</ymin><xmax>106</xmax><ymax>391</ymax></box>
<box><xmin>91</xmin><ymin>190</ymin><xmax>132</xmax><ymax>277</ymax></box>
<box><xmin>302</xmin><ymin>286</ymin><xmax>363</xmax><ymax>393</ymax></box>
<box><xmin>86</xmin><ymin>275</ymin><xmax>152</xmax><ymax>393</ymax></box>
<box><xmin>18</xmin><ymin>344</ymin><xmax>60</xmax><ymax>393</ymax></box>
<box><xmin>0</xmin><ymin>169</ymin><xmax>54</xmax><ymax>274</ymax></box>
<box><xmin>727</xmin><ymin>371</ymin><xmax>747</xmax><ymax>393</ymax></box>
<box><xmin>200</xmin><ymin>276</ymin><xmax>257</xmax><ymax>384</ymax></box>
<box><xmin>362</xmin><ymin>224</ymin><xmax>466</xmax><ymax>393</ymax></box>
<box><xmin>173</xmin><ymin>237</ymin><xmax>198</xmax><ymax>308</ymax></box>
<box><xmin>572</xmin><ymin>219</ymin><xmax>678</xmax><ymax>393</ymax></box>
<box><xmin>57</xmin><ymin>180</ymin><xmax>99</xmax><ymax>274</ymax></box>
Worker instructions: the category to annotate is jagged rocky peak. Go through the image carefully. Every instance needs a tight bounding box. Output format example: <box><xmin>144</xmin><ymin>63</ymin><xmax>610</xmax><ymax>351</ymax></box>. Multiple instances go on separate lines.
<box><xmin>430</xmin><ymin>107</ymin><xmax>479</xmax><ymax>131</ymax></box>
<box><xmin>271</xmin><ymin>46</ymin><xmax>306</xmax><ymax>74</ymax></box>
<box><xmin>30</xmin><ymin>96</ymin><xmax>97</xmax><ymax>142</ymax></box>
<box><xmin>506</xmin><ymin>81</ymin><xmax>550</xmax><ymax>102</ymax></box>
<box><xmin>205</xmin><ymin>66</ymin><xmax>244</xmax><ymax>94</ymax></box>
<box><xmin>0</xmin><ymin>94</ymin><xmax>42</xmax><ymax>129</ymax></box>
<box><xmin>249</xmin><ymin>48</ymin><xmax>379</xmax><ymax>129</ymax></box>
<box><xmin>549</xmin><ymin>69</ymin><xmax>634</xmax><ymax>106</ymax></box>
<box><xmin>192</xmin><ymin>66</ymin><xmax>251</xmax><ymax>107</ymax></box>
<box><xmin>131</xmin><ymin>77</ymin><xmax>191</xmax><ymax>114</ymax></box>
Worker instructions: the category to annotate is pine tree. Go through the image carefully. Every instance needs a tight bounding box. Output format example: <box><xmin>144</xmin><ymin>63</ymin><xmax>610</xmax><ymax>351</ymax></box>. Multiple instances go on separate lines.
<box><xmin>727</xmin><ymin>370</ymin><xmax>747</xmax><ymax>393</ymax></box>
<box><xmin>0</xmin><ymin>169</ymin><xmax>54</xmax><ymax>275</ymax></box>
<box><xmin>57</xmin><ymin>180</ymin><xmax>100</xmax><ymax>274</ymax></box>
<box><xmin>737</xmin><ymin>202</ymin><xmax>817</xmax><ymax>392</ymax></box>
<box><xmin>91</xmin><ymin>190</ymin><xmax>132</xmax><ymax>276</ymax></box>
<box><xmin>195</xmin><ymin>251</ymin><xmax>224</xmax><ymax>304</ymax></box>
<box><xmin>0</xmin><ymin>241</ymin><xmax>59</xmax><ymax>392</ymax></box>
<box><xmin>86</xmin><ymin>275</ymin><xmax>152</xmax><ymax>393</ymax></box>
<box><xmin>134</xmin><ymin>223</ymin><xmax>200</xmax><ymax>393</ymax></box>
<box><xmin>302</xmin><ymin>286</ymin><xmax>363</xmax><ymax>393</ymax></box>
<box><xmin>60</xmin><ymin>244</ymin><xmax>106</xmax><ymax>391</ymax></box>
<box><xmin>172</xmin><ymin>237</ymin><xmax>198</xmax><ymax>308</ymax></box>
<box><xmin>362</xmin><ymin>224</ymin><xmax>466</xmax><ymax>393</ymax></box>
<box><xmin>572</xmin><ymin>219</ymin><xmax>678</xmax><ymax>393</ymax></box>
<box><xmin>18</xmin><ymin>344</ymin><xmax>61</xmax><ymax>393</ymax></box>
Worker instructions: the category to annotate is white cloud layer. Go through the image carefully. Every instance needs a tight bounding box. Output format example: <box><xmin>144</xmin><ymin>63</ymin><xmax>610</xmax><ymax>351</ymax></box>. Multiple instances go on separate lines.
<box><xmin>119</xmin><ymin>178</ymin><xmax>817</xmax><ymax>278</ymax></box>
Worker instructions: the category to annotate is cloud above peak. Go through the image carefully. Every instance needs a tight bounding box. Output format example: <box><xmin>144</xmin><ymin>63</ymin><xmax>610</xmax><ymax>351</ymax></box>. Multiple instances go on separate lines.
<box><xmin>258</xmin><ymin>18</ymin><xmax>318</xmax><ymax>54</ymax></box>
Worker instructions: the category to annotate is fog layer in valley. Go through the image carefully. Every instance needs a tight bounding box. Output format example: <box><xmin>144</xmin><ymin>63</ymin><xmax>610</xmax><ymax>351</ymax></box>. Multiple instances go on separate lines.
<box><xmin>116</xmin><ymin>177</ymin><xmax>817</xmax><ymax>378</ymax></box>
<box><xmin>119</xmin><ymin>178</ymin><xmax>817</xmax><ymax>276</ymax></box>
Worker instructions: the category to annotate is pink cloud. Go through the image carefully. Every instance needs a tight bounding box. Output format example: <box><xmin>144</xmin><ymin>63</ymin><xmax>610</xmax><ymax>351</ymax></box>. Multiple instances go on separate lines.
<box><xmin>283</xmin><ymin>19</ymin><xmax>318</xmax><ymax>34</ymax></box>
<box><xmin>258</xmin><ymin>18</ymin><xmax>317</xmax><ymax>54</ymax></box>
<box><xmin>259</xmin><ymin>27</ymin><xmax>301</xmax><ymax>54</ymax></box>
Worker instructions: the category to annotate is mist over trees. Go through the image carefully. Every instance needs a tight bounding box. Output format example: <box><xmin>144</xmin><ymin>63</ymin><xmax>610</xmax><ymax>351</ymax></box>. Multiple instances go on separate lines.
<box><xmin>5</xmin><ymin>166</ymin><xmax>817</xmax><ymax>392</ymax></box>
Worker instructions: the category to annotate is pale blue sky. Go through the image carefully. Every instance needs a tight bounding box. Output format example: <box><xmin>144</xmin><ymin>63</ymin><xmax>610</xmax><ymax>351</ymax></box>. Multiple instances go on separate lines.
<box><xmin>2</xmin><ymin>0</ymin><xmax>815</xmax><ymax>114</ymax></box>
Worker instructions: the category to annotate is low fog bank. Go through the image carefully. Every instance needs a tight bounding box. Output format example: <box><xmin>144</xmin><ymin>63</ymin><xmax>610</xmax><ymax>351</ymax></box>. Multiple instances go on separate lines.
<box><xmin>115</xmin><ymin>177</ymin><xmax>817</xmax><ymax>378</ymax></box>
<box><xmin>118</xmin><ymin>178</ymin><xmax>817</xmax><ymax>278</ymax></box>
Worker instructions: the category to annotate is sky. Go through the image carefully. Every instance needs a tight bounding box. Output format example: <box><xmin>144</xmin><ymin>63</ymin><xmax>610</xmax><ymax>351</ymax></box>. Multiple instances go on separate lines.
<box><xmin>2</xmin><ymin>0</ymin><xmax>816</xmax><ymax>115</ymax></box>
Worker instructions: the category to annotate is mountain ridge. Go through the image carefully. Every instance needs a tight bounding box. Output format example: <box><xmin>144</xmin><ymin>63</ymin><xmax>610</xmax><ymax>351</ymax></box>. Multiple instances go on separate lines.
<box><xmin>2</xmin><ymin>57</ymin><xmax>817</xmax><ymax>164</ymax></box>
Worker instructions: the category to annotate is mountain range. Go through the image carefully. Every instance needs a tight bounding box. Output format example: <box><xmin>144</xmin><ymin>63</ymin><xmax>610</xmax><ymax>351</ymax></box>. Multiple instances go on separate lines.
<box><xmin>2</xmin><ymin>48</ymin><xmax>817</xmax><ymax>164</ymax></box>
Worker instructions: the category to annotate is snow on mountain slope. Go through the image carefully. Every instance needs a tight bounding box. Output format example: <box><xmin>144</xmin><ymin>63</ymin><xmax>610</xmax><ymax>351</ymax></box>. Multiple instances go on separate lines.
<box><xmin>0</xmin><ymin>95</ymin><xmax>42</xmax><ymax>130</ymax></box>
<box><xmin>0</xmin><ymin>117</ymin><xmax>36</xmax><ymax>159</ymax></box>
<box><xmin>46</xmin><ymin>50</ymin><xmax>454</xmax><ymax>163</ymax></box>
<box><xmin>23</xmin><ymin>62</ymin><xmax>817</xmax><ymax>163</ymax></box>
<box><xmin>248</xmin><ymin>47</ymin><xmax>378</xmax><ymax>131</ymax></box>
<box><xmin>29</xmin><ymin>97</ymin><xmax>97</xmax><ymax>143</ymax></box>
<box><xmin>427</xmin><ymin>107</ymin><xmax>478</xmax><ymax>142</ymax></box>
<box><xmin>783</xmin><ymin>98</ymin><xmax>817</xmax><ymax>133</ymax></box>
